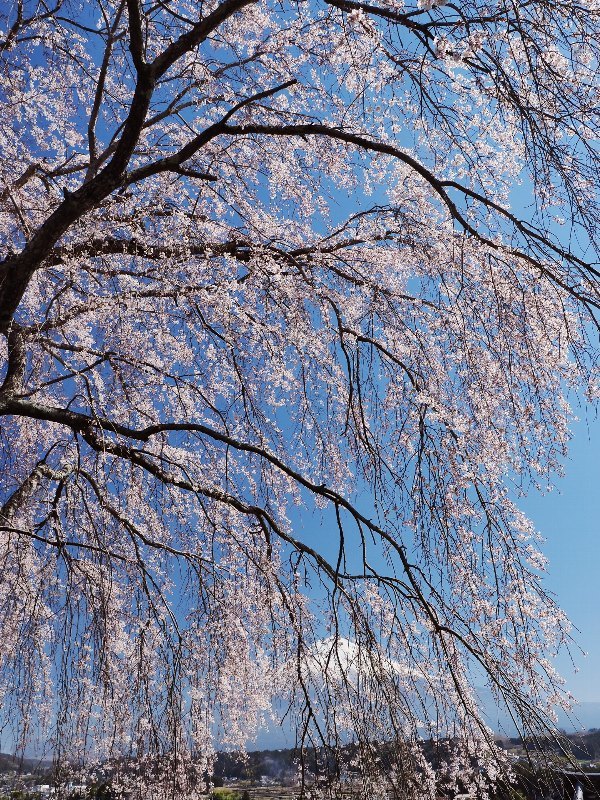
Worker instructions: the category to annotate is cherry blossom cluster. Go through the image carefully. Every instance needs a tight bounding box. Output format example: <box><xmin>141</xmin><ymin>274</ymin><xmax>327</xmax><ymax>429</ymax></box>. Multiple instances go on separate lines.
<box><xmin>0</xmin><ymin>0</ymin><xmax>598</xmax><ymax>796</ymax></box>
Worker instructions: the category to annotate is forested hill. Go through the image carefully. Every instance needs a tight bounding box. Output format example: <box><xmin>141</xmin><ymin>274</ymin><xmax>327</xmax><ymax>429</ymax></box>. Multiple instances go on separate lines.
<box><xmin>213</xmin><ymin>730</ymin><xmax>600</xmax><ymax>781</ymax></box>
<box><xmin>551</xmin><ymin>730</ymin><xmax>600</xmax><ymax>761</ymax></box>
<box><xmin>0</xmin><ymin>753</ymin><xmax>51</xmax><ymax>774</ymax></box>
<box><xmin>2</xmin><ymin>730</ymin><xmax>600</xmax><ymax>779</ymax></box>
<box><xmin>213</xmin><ymin>749</ymin><xmax>300</xmax><ymax>782</ymax></box>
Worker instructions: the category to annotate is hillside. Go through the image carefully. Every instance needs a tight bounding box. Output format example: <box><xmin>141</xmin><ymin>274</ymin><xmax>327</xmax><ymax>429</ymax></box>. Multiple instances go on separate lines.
<box><xmin>0</xmin><ymin>753</ymin><xmax>51</xmax><ymax>775</ymax></box>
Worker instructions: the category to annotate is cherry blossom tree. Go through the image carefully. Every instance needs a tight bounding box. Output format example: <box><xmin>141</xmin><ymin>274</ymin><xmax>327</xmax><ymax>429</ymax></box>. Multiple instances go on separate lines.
<box><xmin>0</xmin><ymin>0</ymin><xmax>599</xmax><ymax>796</ymax></box>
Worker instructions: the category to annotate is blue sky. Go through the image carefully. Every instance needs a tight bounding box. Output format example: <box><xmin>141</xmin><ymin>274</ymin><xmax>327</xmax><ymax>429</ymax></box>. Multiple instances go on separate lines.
<box><xmin>522</xmin><ymin>408</ymin><xmax>600</xmax><ymax>704</ymax></box>
<box><xmin>256</xmin><ymin>420</ymin><xmax>600</xmax><ymax>748</ymax></box>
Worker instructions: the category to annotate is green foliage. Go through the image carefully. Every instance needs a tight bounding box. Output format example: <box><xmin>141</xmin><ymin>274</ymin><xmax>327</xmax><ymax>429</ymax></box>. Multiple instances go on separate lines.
<box><xmin>211</xmin><ymin>787</ymin><xmax>242</xmax><ymax>800</ymax></box>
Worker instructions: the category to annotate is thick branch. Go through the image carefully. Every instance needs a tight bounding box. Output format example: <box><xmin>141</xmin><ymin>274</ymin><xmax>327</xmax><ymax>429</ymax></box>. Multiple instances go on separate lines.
<box><xmin>219</xmin><ymin>122</ymin><xmax>600</xmax><ymax>310</ymax></box>
<box><xmin>0</xmin><ymin>0</ymin><xmax>257</xmax><ymax>335</ymax></box>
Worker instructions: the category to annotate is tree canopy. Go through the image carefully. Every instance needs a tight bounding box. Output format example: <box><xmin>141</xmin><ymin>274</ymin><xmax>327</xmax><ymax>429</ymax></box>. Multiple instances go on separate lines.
<box><xmin>0</xmin><ymin>0</ymin><xmax>599</xmax><ymax>797</ymax></box>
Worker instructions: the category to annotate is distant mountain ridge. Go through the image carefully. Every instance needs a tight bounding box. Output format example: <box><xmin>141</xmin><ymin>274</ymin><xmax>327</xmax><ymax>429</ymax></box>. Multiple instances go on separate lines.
<box><xmin>217</xmin><ymin>729</ymin><xmax>600</xmax><ymax>781</ymax></box>
<box><xmin>478</xmin><ymin>686</ymin><xmax>600</xmax><ymax>736</ymax></box>
<box><xmin>557</xmin><ymin>702</ymin><xmax>600</xmax><ymax>734</ymax></box>
<box><xmin>0</xmin><ymin>752</ymin><xmax>51</xmax><ymax>775</ymax></box>
<box><xmin>2</xmin><ymin>713</ymin><xmax>600</xmax><ymax>779</ymax></box>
